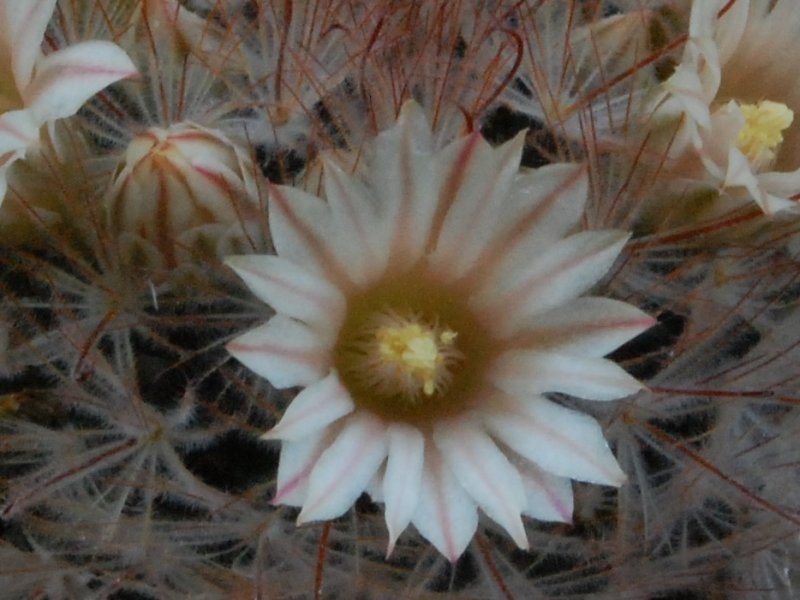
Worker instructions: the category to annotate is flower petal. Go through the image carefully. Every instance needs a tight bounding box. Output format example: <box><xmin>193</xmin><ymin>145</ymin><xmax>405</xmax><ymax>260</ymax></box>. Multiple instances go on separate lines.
<box><xmin>412</xmin><ymin>445</ymin><xmax>478</xmax><ymax>562</ymax></box>
<box><xmin>516</xmin><ymin>460</ymin><xmax>574</xmax><ymax>523</ymax></box>
<box><xmin>429</xmin><ymin>132</ymin><xmax>524</xmax><ymax>280</ymax></box>
<box><xmin>268</xmin><ymin>183</ymin><xmax>336</xmax><ymax>277</ymax></box>
<box><xmin>272</xmin><ymin>429</ymin><xmax>333</xmax><ymax>506</ymax></box>
<box><xmin>511</xmin><ymin>297</ymin><xmax>655</xmax><ymax>353</ymax></box>
<box><xmin>490</xmin><ymin>350</ymin><xmax>644</xmax><ymax>401</ymax></box>
<box><xmin>467</xmin><ymin>163</ymin><xmax>588</xmax><ymax>283</ymax></box>
<box><xmin>226</xmin><ymin>315</ymin><xmax>329</xmax><ymax>389</ymax></box>
<box><xmin>226</xmin><ymin>255</ymin><xmax>346</xmax><ymax>337</ymax></box>
<box><xmin>0</xmin><ymin>0</ymin><xmax>56</xmax><ymax>88</ymax></box>
<box><xmin>297</xmin><ymin>413</ymin><xmax>387</xmax><ymax>523</ymax></box>
<box><xmin>708</xmin><ymin>0</ymin><xmax>749</xmax><ymax>67</ymax></box>
<box><xmin>262</xmin><ymin>372</ymin><xmax>354</xmax><ymax>442</ymax></box>
<box><xmin>382</xmin><ymin>423</ymin><xmax>425</xmax><ymax>556</ymax></box>
<box><xmin>475</xmin><ymin>230</ymin><xmax>630</xmax><ymax>336</ymax></box>
<box><xmin>323</xmin><ymin>157</ymin><xmax>389</xmax><ymax>285</ymax></box>
<box><xmin>662</xmin><ymin>63</ymin><xmax>713</xmax><ymax>130</ymax></box>
<box><xmin>24</xmin><ymin>41</ymin><xmax>137</xmax><ymax>123</ymax></box>
<box><xmin>370</xmin><ymin>101</ymin><xmax>437</xmax><ymax>268</ymax></box>
<box><xmin>0</xmin><ymin>109</ymin><xmax>39</xmax><ymax>154</ymax></box>
<box><xmin>483</xmin><ymin>394</ymin><xmax>626</xmax><ymax>486</ymax></box>
<box><xmin>434</xmin><ymin>417</ymin><xmax>529</xmax><ymax>550</ymax></box>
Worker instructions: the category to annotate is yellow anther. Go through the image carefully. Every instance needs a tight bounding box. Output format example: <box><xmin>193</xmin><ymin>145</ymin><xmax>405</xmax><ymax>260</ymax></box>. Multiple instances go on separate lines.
<box><xmin>440</xmin><ymin>330</ymin><xmax>458</xmax><ymax>345</ymax></box>
<box><xmin>736</xmin><ymin>100</ymin><xmax>794</xmax><ymax>168</ymax></box>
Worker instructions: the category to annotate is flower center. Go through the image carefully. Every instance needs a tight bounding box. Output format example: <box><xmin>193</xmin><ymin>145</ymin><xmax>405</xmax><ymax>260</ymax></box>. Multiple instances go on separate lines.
<box><xmin>375</xmin><ymin>317</ymin><xmax>459</xmax><ymax>399</ymax></box>
<box><xmin>341</xmin><ymin>310</ymin><xmax>462</xmax><ymax>404</ymax></box>
<box><xmin>333</xmin><ymin>267</ymin><xmax>491</xmax><ymax>425</ymax></box>
<box><xmin>736</xmin><ymin>100</ymin><xmax>794</xmax><ymax>168</ymax></box>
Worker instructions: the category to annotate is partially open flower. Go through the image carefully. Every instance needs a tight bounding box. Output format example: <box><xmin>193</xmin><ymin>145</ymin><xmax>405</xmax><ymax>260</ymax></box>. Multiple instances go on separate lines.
<box><xmin>106</xmin><ymin>122</ymin><xmax>260</xmax><ymax>267</ymax></box>
<box><xmin>655</xmin><ymin>0</ymin><xmax>800</xmax><ymax>214</ymax></box>
<box><xmin>0</xmin><ymin>0</ymin><xmax>136</xmax><ymax>204</ymax></box>
<box><xmin>227</xmin><ymin>102</ymin><xmax>654</xmax><ymax>560</ymax></box>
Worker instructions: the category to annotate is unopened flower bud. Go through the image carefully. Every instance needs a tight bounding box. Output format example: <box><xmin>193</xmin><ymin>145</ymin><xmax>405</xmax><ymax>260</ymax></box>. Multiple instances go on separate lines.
<box><xmin>106</xmin><ymin>122</ymin><xmax>260</xmax><ymax>267</ymax></box>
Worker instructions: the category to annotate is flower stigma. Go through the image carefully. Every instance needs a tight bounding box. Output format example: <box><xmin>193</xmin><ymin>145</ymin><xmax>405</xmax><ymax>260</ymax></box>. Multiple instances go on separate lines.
<box><xmin>736</xmin><ymin>100</ymin><xmax>794</xmax><ymax>168</ymax></box>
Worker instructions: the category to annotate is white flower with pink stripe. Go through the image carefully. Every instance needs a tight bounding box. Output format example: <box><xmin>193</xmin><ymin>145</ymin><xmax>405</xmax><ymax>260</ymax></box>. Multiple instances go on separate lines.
<box><xmin>227</xmin><ymin>101</ymin><xmax>654</xmax><ymax>561</ymax></box>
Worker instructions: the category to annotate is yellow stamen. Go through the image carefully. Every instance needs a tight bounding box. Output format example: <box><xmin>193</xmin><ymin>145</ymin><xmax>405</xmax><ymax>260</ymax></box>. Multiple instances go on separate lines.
<box><xmin>736</xmin><ymin>100</ymin><xmax>794</xmax><ymax>167</ymax></box>
<box><xmin>376</xmin><ymin>323</ymin><xmax>458</xmax><ymax>397</ymax></box>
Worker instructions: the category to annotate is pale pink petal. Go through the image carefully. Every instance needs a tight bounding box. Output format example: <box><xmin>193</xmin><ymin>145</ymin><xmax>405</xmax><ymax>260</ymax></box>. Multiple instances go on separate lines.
<box><xmin>662</xmin><ymin>64</ymin><xmax>712</xmax><ymax>131</ymax></box>
<box><xmin>483</xmin><ymin>393</ymin><xmax>626</xmax><ymax>486</ymax></box>
<box><xmin>226</xmin><ymin>315</ymin><xmax>329</xmax><ymax>389</ymax></box>
<box><xmin>512</xmin><ymin>297</ymin><xmax>655</xmax><ymax>354</ymax></box>
<box><xmin>434</xmin><ymin>417</ymin><xmax>529</xmax><ymax>550</ymax></box>
<box><xmin>490</xmin><ymin>350</ymin><xmax>644</xmax><ymax>401</ymax></box>
<box><xmin>516</xmin><ymin>460</ymin><xmax>574</xmax><ymax>523</ymax></box>
<box><xmin>225</xmin><ymin>255</ymin><xmax>345</xmax><ymax>337</ymax></box>
<box><xmin>462</xmin><ymin>163</ymin><xmax>588</xmax><ymax>284</ymax></box>
<box><xmin>475</xmin><ymin>230</ymin><xmax>630</xmax><ymax>336</ymax></box>
<box><xmin>699</xmin><ymin>101</ymin><xmax>742</xmax><ymax>175</ymax></box>
<box><xmin>322</xmin><ymin>157</ymin><xmax>389</xmax><ymax>285</ymax></box>
<box><xmin>371</xmin><ymin>101</ymin><xmax>437</xmax><ymax>268</ymax></box>
<box><xmin>0</xmin><ymin>109</ymin><xmax>39</xmax><ymax>154</ymax></box>
<box><xmin>272</xmin><ymin>430</ymin><xmax>332</xmax><ymax>506</ymax></box>
<box><xmin>0</xmin><ymin>0</ymin><xmax>57</xmax><ymax>88</ymax></box>
<box><xmin>723</xmin><ymin>145</ymin><xmax>763</xmax><ymax>199</ymax></box>
<box><xmin>262</xmin><ymin>372</ymin><xmax>354</xmax><ymax>442</ymax></box>
<box><xmin>268</xmin><ymin>183</ymin><xmax>340</xmax><ymax>279</ymax></box>
<box><xmin>429</xmin><ymin>132</ymin><xmax>524</xmax><ymax>280</ymax></box>
<box><xmin>382</xmin><ymin>423</ymin><xmax>425</xmax><ymax>556</ymax></box>
<box><xmin>24</xmin><ymin>41</ymin><xmax>137</xmax><ymax>123</ymax></box>
<box><xmin>758</xmin><ymin>168</ymin><xmax>800</xmax><ymax>214</ymax></box>
<box><xmin>412</xmin><ymin>446</ymin><xmax>478</xmax><ymax>562</ymax></box>
<box><xmin>297</xmin><ymin>413</ymin><xmax>387</xmax><ymax>523</ymax></box>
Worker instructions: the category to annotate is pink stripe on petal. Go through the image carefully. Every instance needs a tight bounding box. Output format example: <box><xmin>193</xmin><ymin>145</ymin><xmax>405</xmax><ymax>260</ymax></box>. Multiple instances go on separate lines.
<box><xmin>434</xmin><ymin>417</ymin><xmax>529</xmax><ymax>550</ymax></box>
<box><xmin>227</xmin><ymin>316</ymin><xmax>329</xmax><ymax>389</ymax></box>
<box><xmin>478</xmin><ymin>230</ymin><xmax>630</xmax><ymax>335</ymax></box>
<box><xmin>491</xmin><ymin>350</ymin><xmax>644</xmax><ymax>401</ymax></box>
<box><xmin>517</xmin><ymin>461</ymin><xmax>574</xmax><ymax>523</ymax></box>
<box><xmin>323</xmin><ymin>158</ymin><xmax>388</xmax><ymax>285</ymax></box>
<box><xmin>25</xmin><ymin>42</ymin><xmax>137</xmax><ymax>123</ymax></box>
<box><xmin>506</xmin><ymin>297</ymin><xmax>655</xmax><ymax>353</ymax></box>
<box><xmin>262</xmin><ymin>372</ymin><xmax>353</xmax><ymax>441</ymax></box>
<box><xmin>297</xmin><ymin>413</ymin><xmax>387</xmax><ymax>523</ymax></box>
<box><xmin>483</xmin><ymin>394</ymin><xmax>626</xmax><ymax>486</ymax></box>
<box><xmin>431</xmin><ymin>132</ymin><xmax>524</xmax><ymax>280</ymax></box>
<box><xmin>467</xmin><ymin>163</ymin><xmax>588</xmax><ymax>286</ymax></box>
<box><xmin>268</xmin><ymin>184</ymin><xmax>351</xmax><ymax>286</ymax></box>
<box><xmin>5</xmin><ymin>0</ymin><xmax>58</xmax><ymax>88</ymax></box>
<box><xmin>226</xmin><ymin>255</ymin><xmax>345</xmax><ymax>335</ymax></box>
<box><xmin>412</xmin><ymin>446</ymin><xmax>478</xmax><ymax>562</ymax></box>
<box><xmin>373</xmin><ymin>102</ymin><xmax>436</xmax><ymax>268</ymax></box>
<box><xmin>383</xmin><ymin>424</ymin><xmax>425</xmax><ymax>557</ymax></box>
<box><xmin>272</xmin><ymin>431</ymin><xmax>331</xmax><ymax>506</ymax></box>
